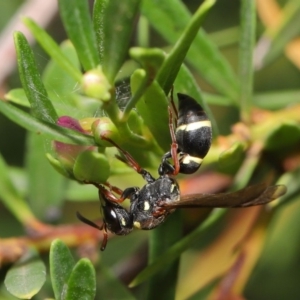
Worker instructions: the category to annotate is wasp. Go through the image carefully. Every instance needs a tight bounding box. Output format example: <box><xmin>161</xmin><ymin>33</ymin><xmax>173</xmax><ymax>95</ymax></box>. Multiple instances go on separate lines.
<box><xmin>77</xmin><ymin>93</ymin><xmax>287</xmax><ymax>250</ymax></box>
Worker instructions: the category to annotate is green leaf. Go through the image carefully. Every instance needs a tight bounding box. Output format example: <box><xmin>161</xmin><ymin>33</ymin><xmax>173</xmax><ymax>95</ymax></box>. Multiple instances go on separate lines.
<box><xmin>5</xmin><ymin>88</ymin><xmax>29</xmax><ymax>107</ymax></box>
<box><xmin>73</xmin><ymin>150</ymin><xmax>110</xmax><ymax>183</ymax></box>
<box><xmin>202</xmin><ymin>93</ymin><xmax>232</xmax><ymax>106</ymax></box>
<box><xmin>0</xmin><ymin>153</ymin><xmax>35</xmax><ymax>224</ymax></box>
<box><xmin>5</xmin><ymin>254</ymin><xmax>46</xmax><ymax>299</ymax></box>
<box><xmin>254</xmin><ymin>1</ymin><xmax>300</xmax><ymax>70</ymax></box>
<box><xmin>25</xmin><ymin>133</ymin><xmax>67</xmax><ymax>220</ymax></box>
<box><xmin>131</xmin><ymin>70</ymin><xmax>170</xmax><ymax>151</ymax></box>
<box><xmin>130</xmin><ymin>209</ymin><xmax>226</xmax><ymax>287</ymax></box>
<box><xmin>0</xmin><ymin>101</ymin><xmax>94</xmax><ymax>145</ymax></box>
<box><xmin>50</xmin><ymin>240</ymin><xmax>75</xmax><ymax>300</ymax></box>
<box><xmin>64</xmin><ymin>180</ymin><xmax>96</xmax><ymax>201</ymax></box>
<box><xmin>65</xmin><ymin>259</ymin><xmax>96</xmax><ymax>300</ymax></box>
<box><xmin>273</xmin><ymin>168</ymin><xmax>300</xmax><ymax>209</ymax></box>
<box><xmin>58</xmin><ymin>0</ymin><xmax>100</xmax><ymax>71</ymax></box>
<box><xmin>14</xmin><ymin>31</ymin><xmax>58</xmax><ymax>123</ymax></box>
<box><xmin>264</xmin><ymin>121</ymin><xmax>300</xmax><ymax>151</ymax></box>
<box><xmin>239</xmin><ymin>0</ymin><xmax>256</xmax><ymax>122</ymax></box>
<box><xmin>137</xmin><ymin>15</ymin><xmax>150</xmax><ymax>47</ymax></box>
<box><xmin>209</xmin><ymin>26</ymin><xmax>239</xmax><ymax>47</ymax></box>
<box><xmin>147</xmin><ymin>211</ymin><xmax>182</xmax><ymax>300</ymax></box>
<box><xmin>253</xmin><ymin>90</ymin><xmax>300</xmax><ymax>110</ymax></box>
<box><xmin>203</xmin><ymin>89</ymin><xmax>300</xmax><ymax>110</ymax></box>
<box><xmin>122</xmin><ymin>47</ymin><xmax>165</xmax><ymax>120</ymax></box>
<box><xmin>188</xmin><ymin>280</ymin><xmax>219</xmax><ymax>300</ymax></box>
<box><xmin>40</xmin><ymin>41</ymin><xmax>101</xmax><ymax>118</ymax></box>
<box><xmin>24</xmin><ymin>18</ymin><xmax>82</xmax><ymax>82</ymax></box>
<box><xmin>46</xmin><ymin>153</ymin><xmax>73</xmax><ymax>179</ymax></box>
<box><xmin>97</xmin><ymin>264</ymin><xmax>135</xmax><ymax>300</ymax></box>
<box><xmin>93</xmin><ymin>0</ymin><xmax>141</xmax><ymax>83</ymax></box>
<box><xmin>156</xmin><ymin>0</ymin><xmax>216</xmax><ymax>95</ymax></box>
<box><xmin>130</xmin><ymin>47</ymin><xmax>165</xmax><ymax>74</ymax></box>
<box><xmin>42</xmin><ymin>40</ymin><xmax>81</xmax><ymax>104</ymax></box>
<box><xmin>5</xmin><ymin>87</ymin><xmax>96</xmax><ymax>119</ymax></box>
<box><xmin>142</xmin><ymin>0</ymin><xmax>239</xmax><ymax>100</ymax></box>
<box><xmin>218</xmin><ymin>141</ymin><xmax>245</xmax><ymax>174</ymax></box>
<box><xmin>247</xmin><ymin>186</ymin><xmax>300</xmax><ymax>299</ymax></box>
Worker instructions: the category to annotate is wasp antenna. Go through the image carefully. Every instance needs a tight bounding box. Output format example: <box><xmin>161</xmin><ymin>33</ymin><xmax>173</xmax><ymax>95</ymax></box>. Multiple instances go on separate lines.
<box><xmin>76</xmin><ymin>211</ymin><xmax>103</xmax><ymax>231</ymax></box>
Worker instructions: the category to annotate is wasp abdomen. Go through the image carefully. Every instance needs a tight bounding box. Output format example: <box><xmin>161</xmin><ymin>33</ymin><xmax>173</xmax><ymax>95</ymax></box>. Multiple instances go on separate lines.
<box><xmin>176</xmin><ymin>93</ymin><xmax>212</xmax><ymax>174</ymax></box>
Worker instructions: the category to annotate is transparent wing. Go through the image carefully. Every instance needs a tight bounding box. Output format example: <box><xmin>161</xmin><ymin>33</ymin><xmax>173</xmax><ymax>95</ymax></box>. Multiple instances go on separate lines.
<box><xmin>159</xmin><ymin>184</ymin><xmax>287</xmax><ymax>209</ymax></box>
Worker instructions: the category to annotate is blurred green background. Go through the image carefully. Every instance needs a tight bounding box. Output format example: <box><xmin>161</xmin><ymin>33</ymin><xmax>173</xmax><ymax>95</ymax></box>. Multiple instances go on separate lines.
<box><xmin>1</xmin><ymin>0</ymin><xmax>300</xmax><ymax>299</ymax></box>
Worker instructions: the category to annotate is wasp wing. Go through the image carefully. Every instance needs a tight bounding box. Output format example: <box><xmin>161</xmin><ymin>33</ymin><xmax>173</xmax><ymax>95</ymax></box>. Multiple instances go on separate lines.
<box><xmin>159</xmin><ymin>184</ymin><xmax>286</xmax><ymax>209</ymax></box>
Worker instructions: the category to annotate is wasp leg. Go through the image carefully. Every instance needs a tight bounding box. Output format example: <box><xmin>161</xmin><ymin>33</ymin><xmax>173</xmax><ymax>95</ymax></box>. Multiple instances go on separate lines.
<box><xmin>169</xmin><ymin>86</ymin><xmax>178</xmax><ymax>120</ymax></box>
<box><xmin>158</xmin><ymin>106</ymin><xmax>180</xmax><ymax>176</ymax></box>
<box><xmin>167</xmin><ymin>106</ymin><xmax>181</xmax><ymax>175</ymax></box>
<box><xmin>159</xmin><ymin>151</ymin><xmax>174</xmax><ymax>175</ymax></box>
<box><xmin>101</xmin><ymin>136</ymin><xmax>155</xmax><ymax>183</ymax></box>
<box><xmin>151</xmin><ymin>206</ymin><xmax>168</xmax><ymax>218</ymax></box>
<box><xmin>76</xmin><ymin>211</ymin><xmax>108</xmax><ymax>250</ymax></box>
<box><xmin>83</xmin><ymin>181</ymin><xmax>126</xmax><ymax>202</ymax></box>
<box><xmin>98</xmin><ymin>185</ymin><xmax>126</xmax><ymax>203</ymax></box>
<box><xmin>121</xmin><ymin>187</ymin><xmax>139</xmax><ymax>200</ymax></box>
<box><xmin>104</xmin><ymin>182</ymin><xmax>123</xmax><ymax>196</ymax></box>
<box><xmin>100</xmin><ymin>223</ymin><xmax>108</xmax><ymax>251</ymax></box>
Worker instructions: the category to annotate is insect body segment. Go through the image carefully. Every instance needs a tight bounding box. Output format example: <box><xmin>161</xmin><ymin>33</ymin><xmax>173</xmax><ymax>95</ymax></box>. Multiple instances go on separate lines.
<box><xmin>159</xmin><ymin>93</ymin><xmax>212</xmax><ymax>175</ymax></box>
<box><xmin>130</xmin><ymin>176</ymin><xmax>180</xmax><ymax>230</ymax></box>
<box><xmin>176</xmin><ymin>93</ymin><xmax>212</xmax><ymax>174</ymax></box>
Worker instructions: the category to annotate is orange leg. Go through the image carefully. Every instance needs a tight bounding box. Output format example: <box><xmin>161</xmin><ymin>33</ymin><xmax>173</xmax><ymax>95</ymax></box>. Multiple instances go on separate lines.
<box><xmin>168</xmin><ymin>106</ymin><xmax>180</xmax><ymax>175</ymax></box>
<box><xmin>101</xmin><ymin>136</ymin><xmax>155</xmax><ymax>183</ymax></box>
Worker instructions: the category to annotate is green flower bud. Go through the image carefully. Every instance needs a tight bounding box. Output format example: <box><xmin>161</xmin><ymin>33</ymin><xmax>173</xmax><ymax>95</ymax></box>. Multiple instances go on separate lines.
<box><xmin>92</xmin><ymin>117</ymin><xmax>122</xmax><ymax>147</ymax></box>
<box><xmin>79</xmin><ymin>117</ymin><xmax>98</xmax><ymax>133</ymax></box>
<box><xmin>73</xmin><ymin>150</ymin><xmax>110</xmax><ymax>183</ymax></box>
<box><xmin>82</xmin><ymin>67</ymin><xmax>111</xmax><ymax>101</ymax></box>
<box><xmin>53</xmin><ymin>116</ymin><xmax>101</xmax><ymax>180</ymax></box>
